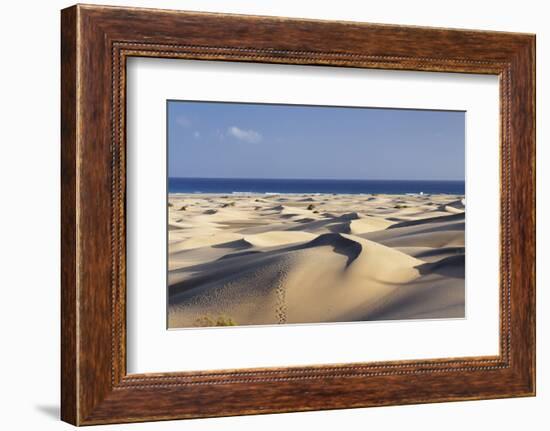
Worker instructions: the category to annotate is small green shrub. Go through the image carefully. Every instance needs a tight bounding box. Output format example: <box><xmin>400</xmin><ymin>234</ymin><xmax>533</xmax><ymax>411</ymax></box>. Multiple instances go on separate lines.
<box><xmin>193</xmin><ymin>314</ymin><xmax>237</xmax><ymax>327</ymax></box>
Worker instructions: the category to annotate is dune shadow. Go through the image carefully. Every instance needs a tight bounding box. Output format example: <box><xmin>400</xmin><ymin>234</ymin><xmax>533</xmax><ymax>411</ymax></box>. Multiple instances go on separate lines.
<box><xmin>359</xmin><ymin>281</ymin><xmax>465</xmax><ymax>321</ymax></box>
<box><xmin>300</xmin><ymin>233</ymin><xmax>362</xmax><ymax>268</ymax></box>
<box><xmin>387</xmin><ymin>212</ymin><xmax>464</xmax><ymax>229</ymax></box>
<box><xmin>211</xmin><ymin>239</ymin><xmax>252</xmax><ymax>250</ymax></box>
<box><xmin>217</xmin><ymin>250</ymin><xmax>262</xmax><ymax>260</ymax></box>
<box><xmin>412</xmin><ymin>246</ymin><xmax>465</xmax><ymax>260</ymax></box>
<box><xmin>415</xmin><ymin>254</ymin><xmax>465</xmax><ymax>278</ymax></box>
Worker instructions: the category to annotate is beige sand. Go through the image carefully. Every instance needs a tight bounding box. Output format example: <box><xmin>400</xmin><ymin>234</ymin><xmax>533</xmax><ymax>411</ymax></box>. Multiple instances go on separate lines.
<box><xmin>167</xmin><ymin>193</ymin><xmax>465</xmax><ymax>328</ymax></box>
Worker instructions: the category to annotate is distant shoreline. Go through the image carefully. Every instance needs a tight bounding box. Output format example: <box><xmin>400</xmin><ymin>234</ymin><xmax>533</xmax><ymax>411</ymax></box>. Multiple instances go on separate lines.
<box><xmin>168</xmin><ymin>178</ymin><xmax>465</xmax><ymax>196</ymax></box>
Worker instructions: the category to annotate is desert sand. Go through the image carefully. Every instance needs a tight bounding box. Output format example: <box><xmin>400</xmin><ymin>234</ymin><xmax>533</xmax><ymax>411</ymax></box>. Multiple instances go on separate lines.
<box><xmin>167</xmin><ymin>193</ymin><xmax>465</xmax><ymax>328</ymax></box>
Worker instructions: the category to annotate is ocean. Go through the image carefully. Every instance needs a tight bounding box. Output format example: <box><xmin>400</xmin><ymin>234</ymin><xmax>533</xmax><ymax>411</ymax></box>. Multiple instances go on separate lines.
<box><xmin>168</xmin><ymin>178</ymin><xmax>465</xmax><ymax>195</ymax></box>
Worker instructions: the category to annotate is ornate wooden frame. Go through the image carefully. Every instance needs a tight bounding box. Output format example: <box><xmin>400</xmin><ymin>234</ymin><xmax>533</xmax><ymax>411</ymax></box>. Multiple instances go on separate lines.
<box><xmin>61</xmin><ymin>4</ymin><xmax>535</xmax><ymax>425</ymax></box>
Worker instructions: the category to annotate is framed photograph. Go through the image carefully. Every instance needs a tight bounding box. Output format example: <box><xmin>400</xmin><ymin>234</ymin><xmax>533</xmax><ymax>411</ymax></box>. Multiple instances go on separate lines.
<box><xmin>61</xmin><ymin>4</ymin><xmax>536</xmax><ymax>425</ymax></box>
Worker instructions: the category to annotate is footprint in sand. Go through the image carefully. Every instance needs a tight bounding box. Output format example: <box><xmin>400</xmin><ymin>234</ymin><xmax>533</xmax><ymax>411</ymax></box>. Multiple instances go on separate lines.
<box><xmin>274</xmin><ymin>261</ymin><xmax>288</xmax><ymax>324</ymax></box>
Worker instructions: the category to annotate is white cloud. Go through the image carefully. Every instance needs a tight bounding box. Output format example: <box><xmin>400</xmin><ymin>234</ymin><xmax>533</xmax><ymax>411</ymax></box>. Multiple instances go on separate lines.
<box><xmin>193</xmin><ymin>131</ymin><xmax>200</xmax><ymax>139</ymax></box>
<box><xmin>227</xmin><ymin>126</ymin><xmax>262</xmax><ymax>144</ymax></box>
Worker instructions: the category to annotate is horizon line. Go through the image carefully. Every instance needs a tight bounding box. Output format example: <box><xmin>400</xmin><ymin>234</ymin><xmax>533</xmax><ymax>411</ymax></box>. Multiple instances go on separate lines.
<box><xmin>168</xmin><ymin>176</ymin><xmax>465</xmax><ymax>182</ymax></box>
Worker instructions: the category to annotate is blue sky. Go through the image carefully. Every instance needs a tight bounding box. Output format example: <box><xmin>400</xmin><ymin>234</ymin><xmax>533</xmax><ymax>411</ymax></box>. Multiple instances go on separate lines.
<box><xmin>168</xmin><ymin>101</ymin><xmax>465</xmax><ymax>181</ymax></box>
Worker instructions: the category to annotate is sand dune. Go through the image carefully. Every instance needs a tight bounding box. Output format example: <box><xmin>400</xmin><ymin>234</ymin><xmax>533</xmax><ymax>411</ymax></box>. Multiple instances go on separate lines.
<box><xmin>243</xmin><ymin>231</ymin><xmax>316</xmax><ymax>247</ymax></box>
<box><xmin>167</xmin><ymin>193</ymin><xmax>465</xmax><ymax>328</ymax></box>
<box><xmin>363</xmin><ymin>213</ymin><xmax>465</xmax><ymax>248</ymax></box>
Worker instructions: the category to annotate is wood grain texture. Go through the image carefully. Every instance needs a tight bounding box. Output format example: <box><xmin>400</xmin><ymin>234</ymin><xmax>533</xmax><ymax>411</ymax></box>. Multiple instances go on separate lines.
<box><xmin>60</xmin><ymin>4</ymin><xmax>536</xmax><ymax>425</ymax></box>
<box><xmin>60</xmin><ymin>5</ymin><xmax>78</xmax><ymax>425</ymax></box>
